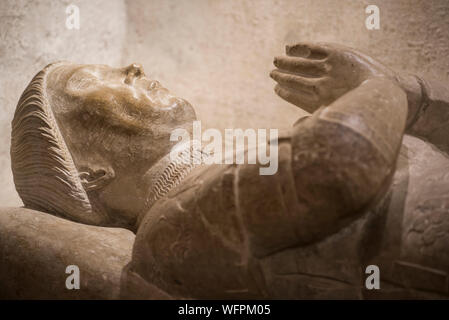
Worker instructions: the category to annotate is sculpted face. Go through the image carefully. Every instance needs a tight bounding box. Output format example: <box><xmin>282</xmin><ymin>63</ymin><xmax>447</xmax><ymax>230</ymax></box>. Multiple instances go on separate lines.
<box><xmin>47</xmin><ymin>63</ymin><xmax>196</xmax><ymax>137</ymax></box>
<box><xmin>45</xmin><ymin>63</ymin><xmax>197</xmax><ymax>229</ymax></box>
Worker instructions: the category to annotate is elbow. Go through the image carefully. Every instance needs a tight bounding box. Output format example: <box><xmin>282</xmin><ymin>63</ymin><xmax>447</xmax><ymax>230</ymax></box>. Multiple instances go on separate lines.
<box><xmin>291</xmin><ymin>116</ymin><xmax>397</xmax><ymax>217</ymax></box>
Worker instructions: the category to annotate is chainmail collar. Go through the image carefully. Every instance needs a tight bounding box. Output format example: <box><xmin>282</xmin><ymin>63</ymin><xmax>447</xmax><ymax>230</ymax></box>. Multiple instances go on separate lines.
<box><xmin>136</xmin><ymin>141</ymin><xmax>208</xmax><ymax>227</ymax></box>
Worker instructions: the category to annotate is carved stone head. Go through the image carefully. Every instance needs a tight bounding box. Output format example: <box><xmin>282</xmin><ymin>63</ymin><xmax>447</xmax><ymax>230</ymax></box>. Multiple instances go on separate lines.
<box><xmin>11</xmin><ymin>62</ymin><xmax>196</xmax><ymax>229</ymax></box>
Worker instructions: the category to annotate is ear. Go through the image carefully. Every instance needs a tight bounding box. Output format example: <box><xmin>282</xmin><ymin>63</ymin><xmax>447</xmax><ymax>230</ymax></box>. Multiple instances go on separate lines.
<box><xmin>79</xmin><ymin>167</ymin><xmax>115</xmax><ymax>192</ymax></box>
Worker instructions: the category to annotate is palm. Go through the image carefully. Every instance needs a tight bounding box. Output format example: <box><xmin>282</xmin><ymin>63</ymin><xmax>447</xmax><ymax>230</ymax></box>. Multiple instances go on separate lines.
<box><xmin>270</xmin><ymin>42</ymin><xmax>396</xmax><ymax>113</ymax></box>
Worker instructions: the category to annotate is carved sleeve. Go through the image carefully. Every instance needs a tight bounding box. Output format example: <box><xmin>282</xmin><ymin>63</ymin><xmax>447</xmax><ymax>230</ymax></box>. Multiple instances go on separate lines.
<box><xmin>406</xmin><ymin>76</ymin><xmax>449</xmax><ymax>155</ymax></box>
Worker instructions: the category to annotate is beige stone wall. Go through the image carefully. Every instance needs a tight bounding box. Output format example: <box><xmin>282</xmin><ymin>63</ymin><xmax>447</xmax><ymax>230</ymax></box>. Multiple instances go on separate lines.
<box><xmin>1</xmin><ymin>0</ymin><xmax>448</xmax><ymax>206</ymax></box>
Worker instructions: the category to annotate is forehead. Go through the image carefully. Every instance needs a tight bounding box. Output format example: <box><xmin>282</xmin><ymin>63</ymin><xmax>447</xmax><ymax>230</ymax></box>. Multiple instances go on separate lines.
<box><xmin>65</xmin><ymin>64</ymin><xmax>122</xmax><ymax>91</ymax></box>
<box><xmin>70</xmin><ymin>64</ymin><xmax>118</xmax><ymax>80</ymax></box>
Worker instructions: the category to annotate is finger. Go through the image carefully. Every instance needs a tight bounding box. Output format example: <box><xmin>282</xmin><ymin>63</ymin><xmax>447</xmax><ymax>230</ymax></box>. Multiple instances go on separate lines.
<box><xmin>270</xmin><ymin>69</ymin><xmax>326</xmax><ymax>95</ymax></box>
<box><xmin>273</xmin><ymin>56</ymin><xmax>330</xmax><ymax>77</ymax></box>
<box><xmin>274</xmin><ymin>84</ymin><xmax>320</xmax><ymax>113</ymax></box>
<box><xmin>286</xmin><ymin>42</ymin><xmax>330</xmax><ymax>60</ymax></box>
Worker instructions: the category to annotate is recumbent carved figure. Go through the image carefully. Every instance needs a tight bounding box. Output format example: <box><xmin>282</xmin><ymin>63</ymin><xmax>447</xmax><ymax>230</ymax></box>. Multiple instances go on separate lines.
<box><xmin>5</xmin><ymin>42</ymin><xmax>449</xmax><ymax>299</ymax></box>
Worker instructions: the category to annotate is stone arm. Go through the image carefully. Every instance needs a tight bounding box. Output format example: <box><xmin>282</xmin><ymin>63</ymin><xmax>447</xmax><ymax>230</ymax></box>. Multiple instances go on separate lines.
<box><xmin>288</xmin><ymin>78</ymin><xmax>407</xmax><ymax>244</ymax></box>
<box><xmin>241</xmin><ymin>77</ymin><xmax>408</xmax><ymax>258</ymax></box>
<box><xmin>256</xmin><ymin>42</ymin><xmax>409</xmax><ymax>255</ymax></box>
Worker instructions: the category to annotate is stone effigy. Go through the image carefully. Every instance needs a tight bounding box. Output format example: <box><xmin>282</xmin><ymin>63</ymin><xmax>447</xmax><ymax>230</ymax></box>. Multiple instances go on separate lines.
<box><xmin>2</xmin><ymin>42</ymin><xmax>449</xmax><ymax>299</ymax></box>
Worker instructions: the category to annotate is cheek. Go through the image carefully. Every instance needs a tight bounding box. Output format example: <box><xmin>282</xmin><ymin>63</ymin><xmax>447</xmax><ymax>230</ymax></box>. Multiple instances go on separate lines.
<box><xmin>107</xmin><ymin>86</ymin><xmax>160</xmax><ymax>120</ymax></box>
<box><xmin>81</xmin><ymin>85</ymin><xmax>196</xmax><ymax>138</ymax></box>
<box><xmin>83</xmin><ymin>86</ymin><xmax>145</xmax><ymax>120</ymax></box>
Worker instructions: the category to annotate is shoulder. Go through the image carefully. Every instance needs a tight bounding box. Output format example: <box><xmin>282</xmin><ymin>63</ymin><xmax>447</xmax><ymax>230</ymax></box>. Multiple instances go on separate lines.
<box><xmin>132</xmin><ymin>163</ymin><xmax>266</xmax><ymax>298</ymax></box>
<box><xmin>130</xmin><ymin>154</ymin><xmax>299</xmax><ymax>297</ymax></box>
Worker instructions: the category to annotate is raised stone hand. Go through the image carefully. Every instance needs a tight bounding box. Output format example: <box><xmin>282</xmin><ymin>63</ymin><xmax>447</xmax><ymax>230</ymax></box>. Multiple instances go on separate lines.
<box><xmin>270</xmin><ymin>42</ymin><xmax>397</xmax><ymax>113</ymax></box>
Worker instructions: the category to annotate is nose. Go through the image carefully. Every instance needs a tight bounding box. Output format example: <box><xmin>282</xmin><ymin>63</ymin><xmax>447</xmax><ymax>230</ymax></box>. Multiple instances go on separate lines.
<box><xmin>124</xmin><ymin>63</ymin><xmax>145</xmax><ymax>77</ymax></box>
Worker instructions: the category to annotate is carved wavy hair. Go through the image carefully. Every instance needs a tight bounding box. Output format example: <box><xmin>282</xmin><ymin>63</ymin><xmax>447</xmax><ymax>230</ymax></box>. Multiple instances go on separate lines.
<box><xmin>10</xmin><ymin>62</ymin><xmax>100</xmax><ymax>224</ymax></box>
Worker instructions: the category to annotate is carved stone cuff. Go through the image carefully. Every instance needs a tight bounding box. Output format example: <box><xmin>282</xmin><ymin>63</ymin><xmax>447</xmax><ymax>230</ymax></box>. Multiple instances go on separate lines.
<box><xmin>407</xmin><ymin>75</ymin><xmax>431</xmax><ymax>130</ymax></box>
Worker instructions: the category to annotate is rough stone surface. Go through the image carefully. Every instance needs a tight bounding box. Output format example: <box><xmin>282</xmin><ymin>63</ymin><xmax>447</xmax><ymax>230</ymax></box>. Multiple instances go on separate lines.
<box><xmin>0</xmin><ymin>207</ymin><xmax>135</xmax><ymax>299</ymax></box>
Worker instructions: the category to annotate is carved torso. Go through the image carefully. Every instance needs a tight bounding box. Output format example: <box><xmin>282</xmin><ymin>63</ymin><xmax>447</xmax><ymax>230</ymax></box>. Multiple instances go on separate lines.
<box><xmin>128</xmin><ymin>135</ymin><xmax>449</xmax><ymax>299</ymax></box>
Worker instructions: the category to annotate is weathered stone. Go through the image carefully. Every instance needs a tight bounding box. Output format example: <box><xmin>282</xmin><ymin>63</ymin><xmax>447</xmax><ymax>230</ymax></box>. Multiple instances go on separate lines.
<box><xmin>1</xmin><ymin>42</ymin><xmax>449</xmax><ymax>299</ymax></box>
